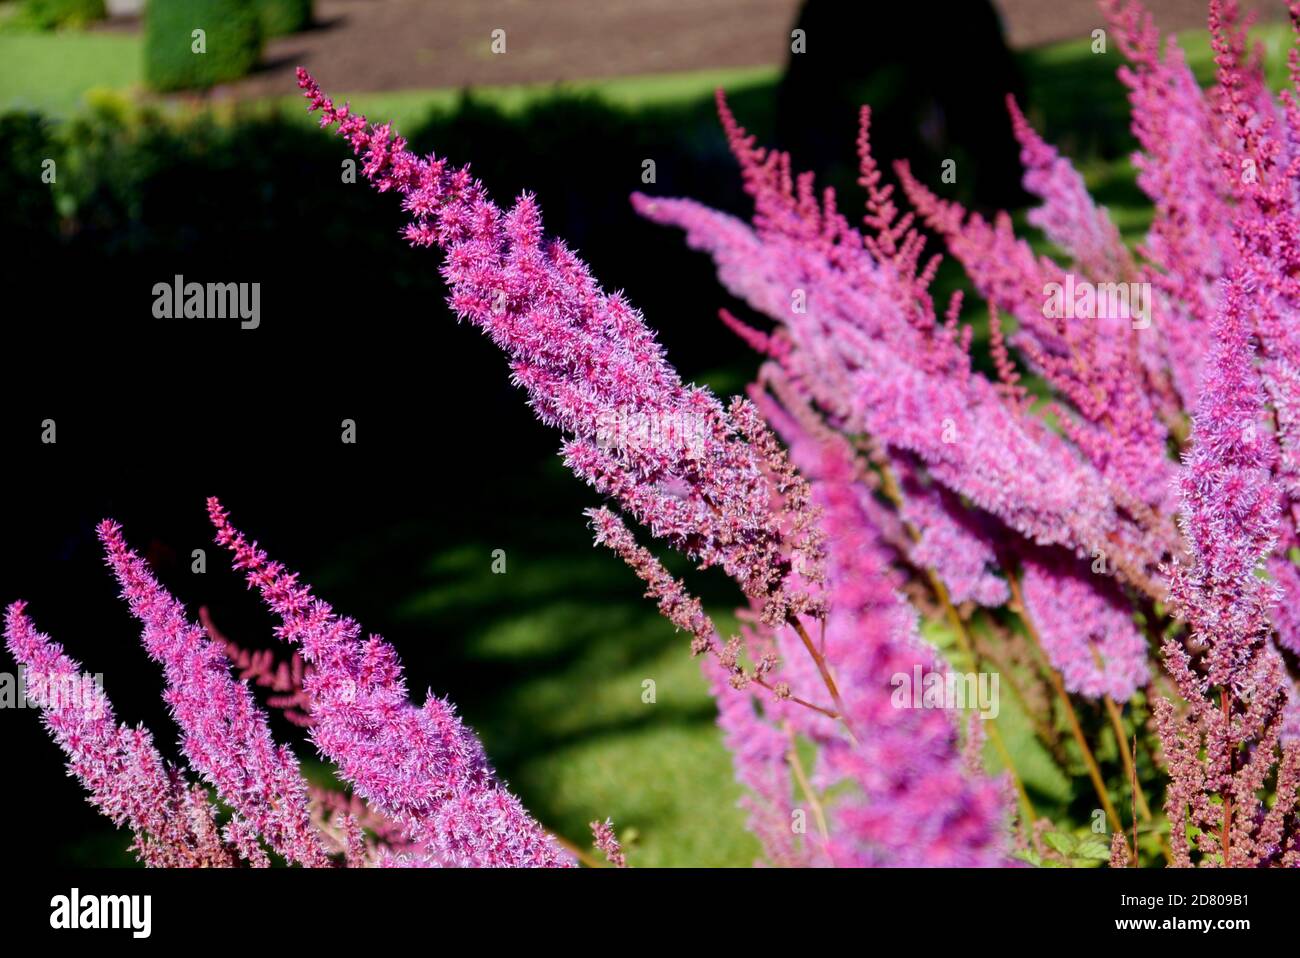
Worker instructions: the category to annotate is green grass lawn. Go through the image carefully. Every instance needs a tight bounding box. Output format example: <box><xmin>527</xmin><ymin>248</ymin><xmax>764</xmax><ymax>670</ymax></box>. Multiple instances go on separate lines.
<box><xmin>0</xmin><ymin>23</ymin><xmax>142</xmax><ymax>115</ymax></box>
<box><xmin>384</xmin><ymin>528</ymin><xmax>761</xmax><ymax>867</ymax></box>
<box><xmin>0</xmin><ymin>13</ymin><xmax>776</xmax><ymax>125</ymax></box>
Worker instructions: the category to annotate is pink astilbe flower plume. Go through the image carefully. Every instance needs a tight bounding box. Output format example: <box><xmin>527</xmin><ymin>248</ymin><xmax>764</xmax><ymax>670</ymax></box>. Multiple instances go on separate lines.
<box><xmin>898</xmin><ymin>113</ymin><xmax>1175</xmax><ymax>518</ymax></box>
<box><xmin>1018</xmin><ymin>550</ymin><xmax>1149</xmax><ymax>702</ymax></box>
<box><xmin>9</xmin><ymin>505</ymin><xmax>581</xmax><ymax>867</ymax></box>
<box><xmin>811</xmin><ymin>442</ymin><xmax>1011</xmax><ymax>866</ymax></box>
<box><xmin>294</xmin><ymin>67</ymin><xmax>814</xmax><ymax>626</ymax></box>
<box><xmin>4</xmin><ymin>602</ymin><xmax>237</xmax><ymax>867</ymax></box>
<box><xmin>1101</xmin><ymin>0</ymin><xmax>1237</xmax><ymax>410</ymax></box>
<box><xmin>636</xmin><ymin>96</ymin><xmax>1170</xmax><ymax>597</ymax></box>
<box><xmin>97</xmin><ymin>520</ymin><xmax>332</xmax><ymax>868</ymax></box>
<box><xmin>1159</xmin><ymin>271</ymin><xmax>1300</xmax><ymax>866</ymax></box>
<box><xmin>207</xmin><ymin>497</ymin><xmax>574</xmax><ymax>867</ymax></box>
<box><xmin>1006</xmin><ymin>95</ymin><xmax>1133</xmax><ymax>283</ymax></box>
<box><xmin>589</xmin><ymin>818</ymin><xmax>627</xmax><ymax>868</ymax></box>
<box><xmin>1167</xmin><ymin>275</ymin><xmax>1279</xmax><ymax>680</ymax></box>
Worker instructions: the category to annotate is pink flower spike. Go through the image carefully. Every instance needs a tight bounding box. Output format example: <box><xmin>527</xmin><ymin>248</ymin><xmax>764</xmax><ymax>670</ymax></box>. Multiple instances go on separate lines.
<box><xmin>97</xmin><ymin>520</ymin><xmax>332</xmax><ymax>868</ymax></box>
<box><xmin>208</xmin><ymin>497</ymin><xmax>574</xmax><ymax>867</ymax></box>
<box><xmin>4</xmin><ymin>601</ymin><xmax>236</xmax><ymax>868</ymax></box>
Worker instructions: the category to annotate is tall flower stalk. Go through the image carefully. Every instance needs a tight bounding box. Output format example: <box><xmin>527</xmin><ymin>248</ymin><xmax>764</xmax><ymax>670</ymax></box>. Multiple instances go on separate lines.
<box><xmin>207</xmin><ymin>499</ymin><xmax>574</xmax><ymax>867</ymax></box>
<box><xmin>5</xmin><ymin>602</ymin><xmax>238</xmax><ymax>868</ymax></box>
<box><xmin>1159</xmin><ymin>272</ymin><xmax>1300</xmax><ymax>866</ymax></box>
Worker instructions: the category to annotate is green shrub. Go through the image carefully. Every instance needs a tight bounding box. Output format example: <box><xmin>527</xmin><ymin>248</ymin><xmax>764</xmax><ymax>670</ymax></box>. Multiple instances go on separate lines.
<box><xmin>19</xmin><ymin>0</ymin><xmax>107</xmax><ymax>30</ymax></box>
<box><xmin>0</xmin><ymin>112</ymin><xmax>62</xmax><ymax>255</ymax></box>
<box><xmin>254</xmin><ymin>0</ymin><xmax>311</xmax><ymax>37</ymax></box>
<box><xmin>144</xmin><ymin>0</ymin><xmax>262</xmax><ymax>92</ymax></box>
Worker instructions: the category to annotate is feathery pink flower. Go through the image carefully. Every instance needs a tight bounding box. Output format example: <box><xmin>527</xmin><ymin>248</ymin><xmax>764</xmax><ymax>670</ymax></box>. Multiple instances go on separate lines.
<box><xmin>296</xmin><ymin>67</ymin><xmax>810</xmax><ymax>623</ymax></box>
<box><xmin>4</xmin><ymin>601</ymin><xmax>237</xmax><ymax>868</ymax></box>
<box><xmin>1007</xmin><ymin>95</ymin><xmax>1132</xmax><ymax>282</ymax></box>
<box><xmin>635</xmin><ymin>104</ymin><xmax>1166</xmax><ymax>594</ymax></box>
<box><xmin>1102</xmin><ymin>0</ymin><xmax>1235</xmax><ymax>409</ymax></box>
<box><xmin>98</xmin><ymin>520</ymin><xmax>331</xmax><ymax>868</ymax></box>
<box><xmin>1161</xmin><ymin>270</ymin><xmax>1299</xmax><ymax>866</ymax></box>
<box><xmin>208</xmin><ymin>497</ymin><xmax>574</xmax><ymax>867</ymax></box>
<box><xmin>1167</xmin><ymin>275</ymin><xmax>1279</xmax><ymax>684</ymax></box>
<box><xmin>811</xmin><ymin>441</ymin><xmax>1010</xmax><ymax>866</ymax></box>
<box><xmin>1018</xmin><ymin>551</ymin><xmax>1149</xmax><ymax>701</ymax></box>
<box><xmin>898</xmin><ymin>126</ymin><xmax>1174</xmax><ymax>515</ymax></box>
<box><xmin>589</xmin><ymin>818</ymin><xmax>627</xmax><ymax>868</ymax></box>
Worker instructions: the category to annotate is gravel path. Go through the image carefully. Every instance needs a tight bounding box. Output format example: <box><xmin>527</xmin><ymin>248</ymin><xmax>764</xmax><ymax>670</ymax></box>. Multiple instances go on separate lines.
<box><xmin>994</xmin><ymin>0</ymin><xmax>1283</xmax><ymax>48</ymax></box>
<box><xmin>100</xmin><ymin>0</ymin><xmax>1290</xmax><ymax>99</ymax></box>
<box><xmin>231</xmin><ymin>0</ymin><xmax>802</xmax><ymax>98</ymax></box>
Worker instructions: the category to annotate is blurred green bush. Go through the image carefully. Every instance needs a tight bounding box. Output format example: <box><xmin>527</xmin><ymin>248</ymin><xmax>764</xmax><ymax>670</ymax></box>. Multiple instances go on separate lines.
<box><xmin>144</xmin><ymin>0</ymin><xmax>262</xmax><ymax>91</ymax></box>
<box><xmin>255</xmin><ymin>0</ymin><xmax>311</xmax><ymax>37</ymax></box>
<box><xmin>0</xmin><ymin>112</ymin><xmax>61</xmax><ymax>251</ymax></box>
<box><xmin>18</xmin><ymin>0</ymin><xmax>106</xmax><ymax>30</ymax></box>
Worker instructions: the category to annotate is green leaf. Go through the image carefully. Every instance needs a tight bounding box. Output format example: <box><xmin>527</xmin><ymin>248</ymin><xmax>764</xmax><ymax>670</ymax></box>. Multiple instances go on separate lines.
<box><xmin>1011</xmin><ymin>848</ymin><xmax>1042</xmax><ymax>867</ymax></box>
<box><xmin>1074</xmin><ymin>840</ymin><xmax>1111</xmax><ymax>861</ymax></box>
<box><xmin>1044</xmin><ymin>831</ymin><xmax>1077</xmax><ymax>856</ymax></box>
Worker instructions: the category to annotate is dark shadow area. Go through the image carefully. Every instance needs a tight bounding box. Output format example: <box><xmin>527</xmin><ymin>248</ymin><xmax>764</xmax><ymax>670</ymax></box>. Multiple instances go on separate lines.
<box><xmin>297</xmin><ymin>14</ymin><xmax>346</xmax><ymax>34</ymax></box>
<box><xmin>254</xmin><ymin>52</ymin><xmax>310</xmax><ymax>74</ymax></box>
<box><xmin>777</xmin><ymin>0</ymin><xmax>1029</xmax><ymax>212</ymax></box>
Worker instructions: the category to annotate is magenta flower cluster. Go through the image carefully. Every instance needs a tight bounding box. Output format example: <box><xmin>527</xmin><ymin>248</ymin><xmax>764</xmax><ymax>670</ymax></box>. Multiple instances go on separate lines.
<box><xmin>10</xmin><ymin>0</ymin><xmax>1300</xmax><ymax>867</ymax></box>
<box><xmin>7</xmin><ymin>508</ymin><xmax>574</xmax><ymax>867</ymax></box>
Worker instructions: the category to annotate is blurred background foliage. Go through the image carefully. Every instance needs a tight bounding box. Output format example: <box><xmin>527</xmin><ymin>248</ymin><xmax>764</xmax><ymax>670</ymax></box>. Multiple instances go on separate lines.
<box><xmin>0</xmin><ymin>0</ymin><xmax>1294</xmax><ymax>866</ymax></box>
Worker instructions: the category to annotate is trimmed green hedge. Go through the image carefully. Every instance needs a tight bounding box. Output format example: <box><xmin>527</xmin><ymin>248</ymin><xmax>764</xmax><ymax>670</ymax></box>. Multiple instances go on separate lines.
<box><xmin>255</xmin><ymin>0</ymin><xmax>312</xmax><ymax>37</ymax></box>
<box><xmin>144</xmin><ymin>0</ymin><xmax>262</xmax><ymax>92</ymax></box>
<box><xmin>19</xmin><ymin>0</ymin><xmax>106</xmax><ymax>30</ymax></box>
